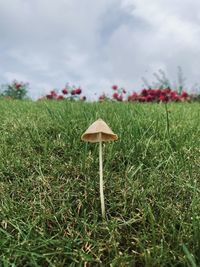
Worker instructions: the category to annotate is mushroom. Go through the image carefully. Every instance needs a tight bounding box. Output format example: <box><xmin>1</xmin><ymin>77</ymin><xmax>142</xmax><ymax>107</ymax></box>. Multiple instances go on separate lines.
<box><xmin>81</xmin><ymin>118</ymin><xmax>118</xmax><ymax>219</ymax></box>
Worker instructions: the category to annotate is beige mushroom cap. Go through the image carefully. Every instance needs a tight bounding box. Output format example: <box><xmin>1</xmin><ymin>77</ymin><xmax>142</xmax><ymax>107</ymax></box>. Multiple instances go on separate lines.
<box><xmin>81</xmin><ymin>118</ymin><xmax>118</xmax><ymax>143</ymax></box>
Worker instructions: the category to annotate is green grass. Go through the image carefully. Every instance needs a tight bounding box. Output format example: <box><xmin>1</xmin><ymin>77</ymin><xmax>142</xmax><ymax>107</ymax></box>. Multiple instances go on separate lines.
<box><xmin>0</xmin><ymin>100</ymin><xmax>199</xmax><ymax>266</ymax></box>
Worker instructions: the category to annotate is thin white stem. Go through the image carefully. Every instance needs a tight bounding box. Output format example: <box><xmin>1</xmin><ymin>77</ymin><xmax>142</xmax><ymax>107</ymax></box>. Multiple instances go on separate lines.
<box><xmin>99</xmin><ymin>138</ymin><xmax>105</xmax><ymax>219</ymax></box>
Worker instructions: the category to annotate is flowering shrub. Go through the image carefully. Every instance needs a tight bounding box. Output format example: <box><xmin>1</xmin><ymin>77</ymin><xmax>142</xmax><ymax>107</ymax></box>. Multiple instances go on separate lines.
<box><xmin>98</xmin><ymin>85</ymin><xmax>127</xmax><ymax>102</ymax></box>
<box><xmin>1</xmin><ymin>80</ymin><xmax>29</xmax><ymax>99</ymax></box>
<box><xmin>128</xmin><ymin>88</ymin><xmax>190</xmax><ymax>102</ymax></box>
<box><xmin>0</xmin><ymin>80</ymin><xmax>197</xmax><ymax>103</ymax></box>
<box><xmin>112</xmin><ymin>85</ymin><xmax>127</xmax><ymax>101</ymax></box>
<box><xmin>44</xmin><ymin>83</ymin><xmax>86</xmax><ymax>101</ymax></box>
<box><xmin>98</xmin><ymin>85</ymin><xmax>190</xmax><ymax>103</ymax></box>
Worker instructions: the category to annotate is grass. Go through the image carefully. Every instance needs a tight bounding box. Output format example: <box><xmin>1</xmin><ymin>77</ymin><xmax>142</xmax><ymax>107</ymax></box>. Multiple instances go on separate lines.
<box><xmin>0</xmin><ymin>100</ymin><xmax>199</xmax><ymax>266</ymax></box>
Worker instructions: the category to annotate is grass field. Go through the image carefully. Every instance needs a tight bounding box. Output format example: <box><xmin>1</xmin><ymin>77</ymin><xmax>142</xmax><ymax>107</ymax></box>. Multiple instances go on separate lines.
<box><xmin>0</xmin><ymin>100</ymin><xmax>199</xmax><ymax>266</ymax></box>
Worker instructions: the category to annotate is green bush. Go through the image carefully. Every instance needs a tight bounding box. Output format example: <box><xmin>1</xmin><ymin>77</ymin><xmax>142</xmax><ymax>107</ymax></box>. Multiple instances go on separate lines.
<box><xmin>1</xmin><ymin>80</ymin><xmax>29</xmax><ymax>99</ymax></box>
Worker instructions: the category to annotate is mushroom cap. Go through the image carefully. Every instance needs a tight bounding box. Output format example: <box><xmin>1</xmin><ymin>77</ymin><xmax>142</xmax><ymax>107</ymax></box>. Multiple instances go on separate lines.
<box><xmin>81</xmin><ymin>118</ymin><xmax>118</xmax><ymax>143</ymax></box>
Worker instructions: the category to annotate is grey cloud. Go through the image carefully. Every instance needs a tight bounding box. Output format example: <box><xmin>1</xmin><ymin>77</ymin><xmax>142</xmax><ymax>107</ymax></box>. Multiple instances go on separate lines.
<box><xmin>0</xmin><ymin>0</ymin><xmax>200</xmax><ymax>99</ymax></box>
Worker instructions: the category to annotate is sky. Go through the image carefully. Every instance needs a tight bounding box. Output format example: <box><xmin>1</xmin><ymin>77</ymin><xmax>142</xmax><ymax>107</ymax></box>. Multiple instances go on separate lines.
<box><xmin>0</xmin><ymin>0</ymin><xmax>200</xmax><ymax>99</ymax></box>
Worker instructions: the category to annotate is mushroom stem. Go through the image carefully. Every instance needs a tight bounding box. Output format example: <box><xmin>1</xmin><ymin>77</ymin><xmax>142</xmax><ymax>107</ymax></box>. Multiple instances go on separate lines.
<box><xmin>99</xmin><ymin>138</ymin><xmax>105</xmax><ymax>219</ymax></box>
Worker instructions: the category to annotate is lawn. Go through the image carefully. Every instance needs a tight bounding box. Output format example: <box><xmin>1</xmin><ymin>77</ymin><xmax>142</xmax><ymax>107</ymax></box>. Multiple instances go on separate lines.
<box><xmin>0</xmin><ymin>100</ymin><xmax>199</xmax><ymax>266</ymax></box>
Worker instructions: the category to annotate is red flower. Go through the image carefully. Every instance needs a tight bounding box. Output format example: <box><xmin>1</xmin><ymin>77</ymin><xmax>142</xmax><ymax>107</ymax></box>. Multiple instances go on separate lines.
<box><xmin>112</xmin><ymin>85</ymin><xmax>118</xmax><ymax>90</ymax></box>
<box><xmin>138</xmin><ymin>96</ymin><xmax>147</xmax><ymax>102</ymax></box>
<box><xmin>50</xmin><ymin>90</ymin><xmax>57</xmax><ymax>96</ymax></box>
<box><xmin>62</xmin><ymin>88</ymin><xmax>68</xmax><ymax>95</ymax></box>
<box><xmin>159</xmin><ymin>95</ymin><xmax>169</xmax><ymax>102</ymax></box>
<box><xmin>141</xmin><ymin>89</ymin><xmax>148</xmax><ymax>96</ymax></box>
<box><xmin>99</xmin><ymin>94</ymin><xmax>106</xmax><ymax>102</ymax></box>
<box><xmin>113</xmin><ymin>92</ymin><xmax>123</xmax><ymax>101</ymax></box>
<box><xmin>149</xmin><ymin>89</ymin><xmax>158</xmax><ymax>97</ymax></box>
<box><xmin>117</xmin><ymin>95</ymin><xmax>123</xmax><ymax>101</ymax></box>
<box><xmin>112</xmin><ymin>92</ymin><xmax>119</xmax><ymax>99</ymax></box>
<box><xmin>128</xmin><ymin>92</ymin><xmax>138</xmax><ymax>101</ymax></box>
<box><xmin>155</xmin><ymin>89</ymin><xmax>162</xmax><ymax>97</ymax></box>
<box><xmin>181</xmin><ymin>91</ymin><xmax>188</xmax><ymax>98</ymax></box>
<box><xmin>46</xmin><ymin>94</ymin><xmax>54</xmax><ymax>99</ymax></box>
<box><xmin>170</xmin><ymin>91</ymin><xmax>180</xmax><ymax>101</ymax></box>
<box><xmin>75</xmin><ymin>88</ymin><xmax>82</xmax><ymax>95</ymax></box>
<box><xmin>57</xmin><ymin>95</ymin><xmax>64</xmax><ymax>100</ymax></box>
<box><xmin>128</xmin><ymin>95</ymin><xmax>132</xmax><ymax>101</ymax></box>
<box><xmin>163</xmin><ymin>88</ymin><xmax>171</xmax><ymax>94</ymax></box>
<box><xmin>15</xmin><ymin>83</ymin><xmax>22</xmax><ymax>90</ymax></box>
<box><xmin>170</xmin><ymin>91</ymin><xmax>177</xmax><ymax>97</ymax></box>
<box><xmin>146</xmin><ymin>95</ymin><xmax>154</xmax><ymax>102</ymax></box>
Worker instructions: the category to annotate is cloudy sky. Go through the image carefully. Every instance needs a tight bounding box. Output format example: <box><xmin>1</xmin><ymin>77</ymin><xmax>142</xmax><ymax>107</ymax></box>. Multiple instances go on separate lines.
<box><xmin>0</xmin><ymin>0</ymin><xmax>200</xmax><ymax>99</ymax></box>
